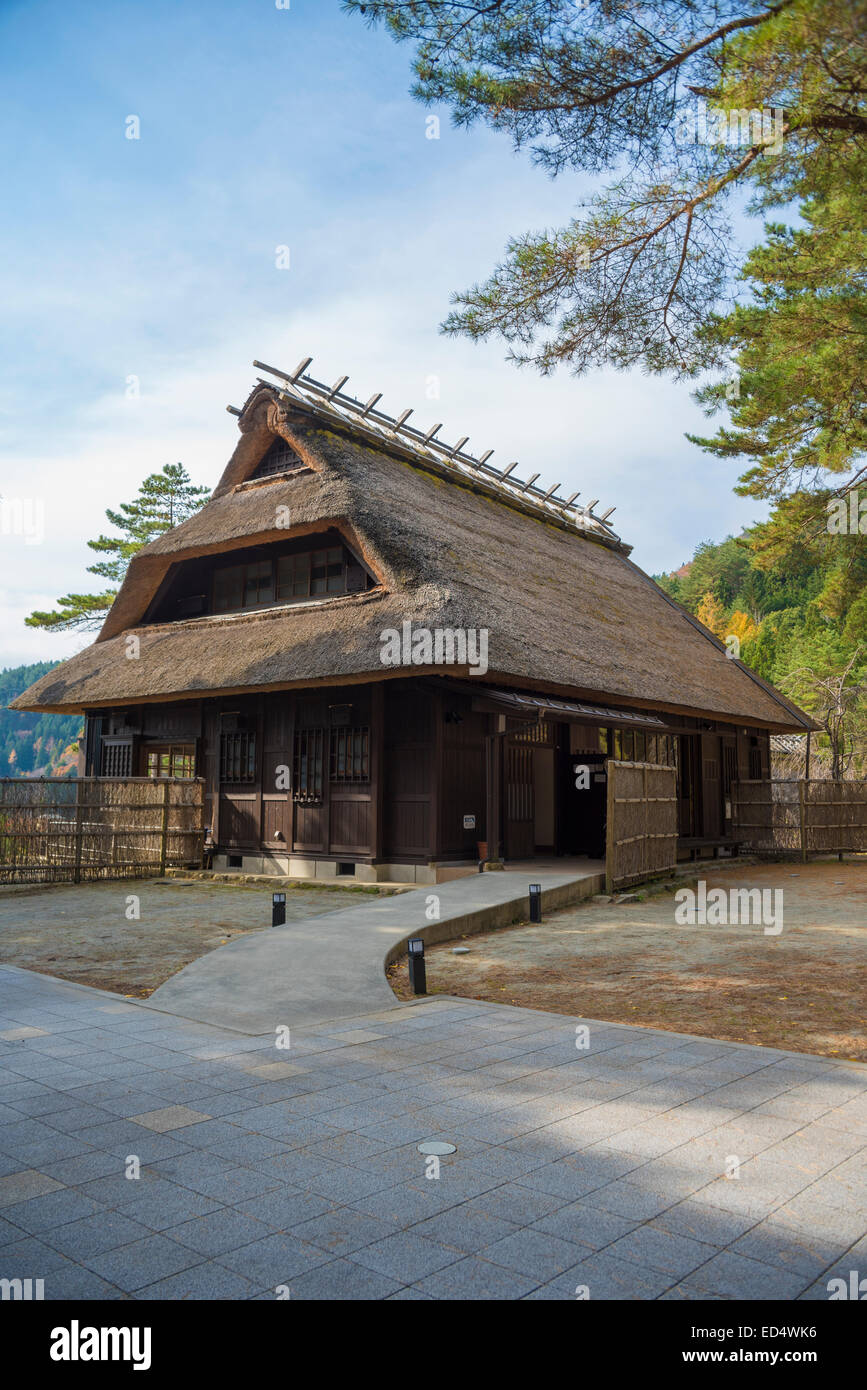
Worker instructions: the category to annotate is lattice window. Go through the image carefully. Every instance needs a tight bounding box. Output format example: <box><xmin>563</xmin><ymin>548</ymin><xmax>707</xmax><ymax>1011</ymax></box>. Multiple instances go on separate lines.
<box><xmin>509</xmin><ymin>720</ymin><xmax>550</xmax><ymax>744</ymax></box>
<box><xmin>251</xmin><ymin>438</ymin><xmax>305</xmax><ymax>478</ymax></box>
<box><xmin>101</xmin><ymin>739</ymin><xmax>132</xmax><ymax>777</ymax></box>
<box><xmin>749</xmin><ymin>745</ymin><xmax>763</xmax><ymax>779</ymax></box>
<box><xmin>293</xmin><ymin>728</ymin><xmax>324</xmax><ymax>802</ymax></box>
<box><xmin>212</xmin><ymin>545</ymin><xmax>366</xmax><ymax>614</ymax></box>
<box><xmin>276</xmin><ymin>547</ymin><xmax>347</xmax><ymax>600</ymax></box>
<box><xmin>330</xmin><ymin>726</ymin><xmax>370</xmax><ymax>782</ymax></box>
<box><xmin>220</xmin><ymin>731</ymin><xmax>256</xmax><ymax>783</ymax></box>
<box><xmin>722</xmin><ymin>745</ymin><xmax>738</xmax><ymax>794</ymax></box>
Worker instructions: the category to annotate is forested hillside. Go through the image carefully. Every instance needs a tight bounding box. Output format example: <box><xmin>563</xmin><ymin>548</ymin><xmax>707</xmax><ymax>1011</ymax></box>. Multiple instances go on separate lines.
<box><xmin>655</xmin><ymin>511</ymin><xmax>867</xmax><ymax>773</ymax></box>
<box><xmin>0</xmin><ymin>663</ymin><xmax>82</xmax><ymax>777</ymax></box>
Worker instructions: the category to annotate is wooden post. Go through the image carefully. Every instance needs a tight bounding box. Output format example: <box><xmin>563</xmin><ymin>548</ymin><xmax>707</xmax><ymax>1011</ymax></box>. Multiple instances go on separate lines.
<box><xmin>430</xmin><ymin>689</ymin><xmax>443</xmax><ymax>862</ymax></box>
<box><xmin>73</xmin><ymin>778</ymin><xmax>85</xmax><ymax>883</ymax></box>
<box><xmin>370</xmin><ymin>683</ymin><xmax>384</xmax><ymax>866</ymax></box>
<box><xmin>799</xmin><ymin>778</ymin><xmax>807</xmax><ymax>864</ymax></box>
<box><xmin>159</xmin><ymin>778</ymin><xmax>171</xmax><ymax>876</ymax></box>
<box><xmin>605</xmin><ymin>758</ymin><xmax>615</xmax><ymax>894</ymax></box>
<box><xmin>804</xmin><ymin>730</ymin><xmax>811</xmax><ymax>781</ymax></box>
<box><xmin>642</xmin><ymin>763</ymin><xmax>648</xmax><ymax>879</ymax></box>
<box><xmin>487</xmin><ymin>717</ymin><xmax>504</xmax><ymax>863</ymax></box>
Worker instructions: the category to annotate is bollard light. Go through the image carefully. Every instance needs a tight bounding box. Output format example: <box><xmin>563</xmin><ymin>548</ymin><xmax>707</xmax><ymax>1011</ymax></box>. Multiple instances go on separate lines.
<box><xmin>407</xmin><ymin>936</ymin><xmax>427</xmax><ymax>995</ymax></box>
<box><xmin>272</xmin><ymin>892</ymin><xmax>286</xmax><ymax>928</ymax></box>
<box><xmin>529</xmin><ymin>882</ymin><xmax>542</xmax><ymax>923</ymax></box>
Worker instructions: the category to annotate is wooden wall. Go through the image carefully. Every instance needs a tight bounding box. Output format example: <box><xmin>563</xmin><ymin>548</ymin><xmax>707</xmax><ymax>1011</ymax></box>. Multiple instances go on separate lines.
<box><xmin>382</xmin><ymin>685</ymin><xmax>435</xmax><ymax>860</ymax></box>
<box><xmin>440</xmin><ymin>697</ymin><xmax>487</xmax><ymax>857</ymax></box>
<box><xmin>83</xmin><ymin>690</ymin><xmax>776</xmax><ymax>863</ymax></box>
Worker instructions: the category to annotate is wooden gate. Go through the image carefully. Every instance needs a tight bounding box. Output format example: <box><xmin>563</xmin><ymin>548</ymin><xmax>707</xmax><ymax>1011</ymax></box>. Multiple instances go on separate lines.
<box><xmin>605</xmin><ymin>760</ymin><xmax>678</xmax><ymax>892</ymax></box>
<box><xmin>505</xmin><ymin>742</ymin><xmax>535</xmax><ymax>859</ymax></box>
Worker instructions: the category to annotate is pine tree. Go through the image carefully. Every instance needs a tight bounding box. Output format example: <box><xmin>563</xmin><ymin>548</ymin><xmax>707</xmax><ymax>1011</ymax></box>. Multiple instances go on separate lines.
<box><xmin>26</xmin><ymin>463</ymin><xmax>209</xmax><ymax>632</ymax></box>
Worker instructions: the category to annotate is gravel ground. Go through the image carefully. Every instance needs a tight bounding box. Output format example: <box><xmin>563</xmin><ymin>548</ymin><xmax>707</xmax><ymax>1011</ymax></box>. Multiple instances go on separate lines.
<box><xmin>0</xmin><ymin>878</ymin><xmax>377</xmax><ymax>997</ymax></box>
<box><xmin>389</xmin><ymin>861</ymin><xmax>867</xmax><ymax>1062</ymax></box>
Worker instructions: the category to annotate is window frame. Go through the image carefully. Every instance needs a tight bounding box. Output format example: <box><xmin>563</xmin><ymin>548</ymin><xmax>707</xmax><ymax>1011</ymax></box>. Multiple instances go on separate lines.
<box><xmin>212</xmin><ymin>543</ymin><xmax>365</xmax><ymax>616</ymax></box>
<box><xmin>219</xmin><ymin>730</ymin><xmax>257</xmax><ymax>784</ymax></box>
<box><xmin>329</xmin><ymin>726</ymin><xmax>370</xmax><ymax>783</ymax></box>
<box><xmin>293</xmin><ymin>727</ymin><xmax>325</xmax><ymax>803</ymax></box>
<box><xmin>143</xmin><ymin>743</ymin><xmax>197</xmax><ymax>780</ymax></box>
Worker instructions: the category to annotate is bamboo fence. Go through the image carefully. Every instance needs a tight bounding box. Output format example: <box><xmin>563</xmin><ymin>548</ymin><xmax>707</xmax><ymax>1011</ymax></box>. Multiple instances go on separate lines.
<box><xmin>0</xmin><ymin>778</ymin><xmax>205</xmax><ymax>884</ymax></box>
<box><xmin>732</xmin><ymin>778</ymin><xmax>867</xmax><ymax>860</ymax></box>
<box><xmin>605</xmin><ymin>760</ymin><xmax>678</xmax><ymax>892</ymax></box>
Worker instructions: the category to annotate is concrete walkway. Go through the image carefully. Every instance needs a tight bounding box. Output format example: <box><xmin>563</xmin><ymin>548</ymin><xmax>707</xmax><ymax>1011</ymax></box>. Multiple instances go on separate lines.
<box><xmin>1</xmin><ymin>965</ymin><xmax>864</xmax><ymax>1301</ymax></box>
<box><xmin>148</xmin><ymin>864</ymin><xmax>603</xmax><ymax>1033</ymax></box>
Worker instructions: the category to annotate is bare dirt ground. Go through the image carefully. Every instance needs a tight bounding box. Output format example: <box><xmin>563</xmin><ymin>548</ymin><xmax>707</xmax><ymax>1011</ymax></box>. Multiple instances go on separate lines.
<box><xmin>389</xmin><ymin>861</ymin><xmax>867</xmax><ymax>1062</ymax></box>
<box><xmin>0</xmin><ymin>878</ymin><xmax>376</xmax><ymax>997</ymax></box>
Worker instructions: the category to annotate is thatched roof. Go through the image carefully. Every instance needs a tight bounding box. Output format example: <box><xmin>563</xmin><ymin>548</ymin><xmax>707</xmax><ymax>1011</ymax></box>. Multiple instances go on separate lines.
<box><xmin>13</xmin><ymin>370</ymin><xmax>813</xmax><ymax>732</ymax></box>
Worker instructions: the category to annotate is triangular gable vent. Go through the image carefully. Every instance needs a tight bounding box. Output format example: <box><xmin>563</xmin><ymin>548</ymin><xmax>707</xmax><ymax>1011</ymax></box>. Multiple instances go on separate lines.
<box><xmin>251</xmin><ymin>436</ymin><xmax>305</xmax><ymax>479</ymax></box>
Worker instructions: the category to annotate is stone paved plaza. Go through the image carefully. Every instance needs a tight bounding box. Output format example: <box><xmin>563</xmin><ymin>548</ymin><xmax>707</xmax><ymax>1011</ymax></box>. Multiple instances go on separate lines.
<box><xmin>0</xmin><ymin>964</ymin><xmax>865</xmax><ymax>1300</ymax></box>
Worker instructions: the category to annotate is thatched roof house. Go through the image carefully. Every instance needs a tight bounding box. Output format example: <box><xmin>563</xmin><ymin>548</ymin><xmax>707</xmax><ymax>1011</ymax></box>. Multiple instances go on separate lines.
<box><xmin>14</xmin><ymin>359</ymin><xmax>813</xmax><ymax>881</ymax></box>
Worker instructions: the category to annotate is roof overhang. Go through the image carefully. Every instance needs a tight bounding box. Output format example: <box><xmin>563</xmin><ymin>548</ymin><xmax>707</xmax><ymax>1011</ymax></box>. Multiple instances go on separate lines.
<box><xmin>470</xmin><ymin>688</ymin><xmax>669</xmax><ymax>730</ymax></box>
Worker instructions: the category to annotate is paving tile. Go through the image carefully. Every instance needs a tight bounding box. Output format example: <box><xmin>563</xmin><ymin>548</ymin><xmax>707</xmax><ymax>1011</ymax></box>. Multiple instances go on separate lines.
<box><xmin>516</xmin><ymin>1157</ymin><xmax>617</xmax><ymax>1201</ymax></box>
<box><xmin>216</xmin><ymin>1233</ymin><xmax>330</xmax><ymax>1285</ymax></box>
<box><xmin>44</xmin><ymin>1210</ymin><xmax>156</xmax><ymax>1260</ymax></box>
<box><xmin>483</xmin><ymin>1228</ymin><xmax>585</xmax><ymax>1281</ymax></box>
<box><xmin>166</xmin><ymin>1166</ymin><xmax>282</xmax><ymax>1204</ymax></box>
<box><xmin>605</xmin><ymin>1225</ymin><xmax>717</xmax><ymax>1278</ymax></box>
<box><xmin>531</xmin><ymin>1201</ymin><xmax>639</xmax><ymax>1251</ymax></box>
<box><xmin>201</xmin><ymin>1134</ymin><xmax>293</xmax><ymax>1164</ymax></box>
<box><xmin>2</xmin><ymin>964</ymin><xmax>864</xmax><ymax>1303</ymax></box>
<box><xmin>291</xmin><ymin>1208</ymin><xmax>398</xmax><ymax>1256</ymax></box>
<box><xmin>688</xmin><ymin>1250</ymin><xmax>810</xmax><ymax>1300</ymax></box>
<box><xmin>413</xmin><ymin>1254</ymin><xmax>540</xmax><ymax>1300</ymax></box>
<box><xmin>39</xmin><ymin>1151</ymin><xmax>124</xmax><ymax>1186</ymax></box>
<box><xmin>135</xmin><ymin>1261</ymin><xmax>263</xmax><ymax>1299</ymax></box>
<box><xmin>235</xmin><ymin>1188</ymin><xmax>336</xmax><ymax>1230</ymax></box>
<box><xmin>0</xmin><ymin>1235</ymin><xmax>76</xmax><ymax>1273</ymax></box>
<box><xmin>129</xmin><ymin>1106</ymin><xmax>212</xmax><ymax>1132</ymax></box>
<box><xmin>585</xmin><ymin>1179</ymin><xmax>675</xmax><ymax>1221</ymax></box>
<box><xmin>0</xmin><ymin>1170</ymin><xmax>65</xmax><ymax>1207</ymax></box>
<box><xmin>279</xmin><ymin>1257</ymin><xmax>403</xmax><ymax>1300</ymax></box>
<box><xmin>349</xmin><ymin>1181</ymin><xmax>466</xmax><ymax>1227</ymax></box>
<box><xmin>2</xmin><ymin>1188</ymin><xmax>104</xmax><ymax>1233</ymax></box>
<box><xmin>467</xmin><ymin>1183</ymin><xmax>564</xmax><ymax>1226</ymax></box>
<box><xmin>244</xmin><ymin>1062</ymin><xmax>307</xmax><ymax>1080</ymax></box>
<box><xmin>728</xmin><ymin>1221</ymin><xmax>851</xmax><ymax>1279</ymax></box>
<box><xmin>43</xmin><ymin>1264</ymin><xmax>128</xmax><ymax>1300</ymax></box>
<box><xmin>111</xmin><ymin>1185</ymin><xmax>223</xmax><ymax>1232</ymax></box>
<box><xmin>83</xmin><ymin>1233</ymin><xmax>204</xmax><ymax>1292</ymax></box>
<box><xmin>411</xmin><ymin>1206</ymin><xmax>518</xmax><ymax>1253</ymax></box>
<box><xmin>525</xmin><ymin>1251</ymin><xmax>675</xmax><ymax>1300</ymax></box>
<box><xmin>160</xmin><ymin>1208</ymin><xmax>275</xmax><ymax>1257</ymax></box>
<box><xmin>306</xmin><ymin>1162</ymin><xmax>402</xmax><ymax>1203</ymax></box>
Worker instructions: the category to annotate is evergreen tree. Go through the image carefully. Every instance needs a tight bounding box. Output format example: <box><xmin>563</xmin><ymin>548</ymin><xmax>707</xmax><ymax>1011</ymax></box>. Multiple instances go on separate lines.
<box><xmin>346</xmin><ymin>1</ymin><xmax>867</xmax><ymax>377</ymax></box>
<box><xmin>26</xmin><ymin>463</ymin><xmax>209</xmax><ymax>632</ymax></box>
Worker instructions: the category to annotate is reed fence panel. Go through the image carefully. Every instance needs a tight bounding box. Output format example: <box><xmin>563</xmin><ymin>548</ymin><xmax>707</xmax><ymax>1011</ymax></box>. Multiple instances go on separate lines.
<box><xmin>0</xmin><ymin>778</ymin><xmax>205</xmax><ymax>884</ymax></box>
<box><xmin>605</xmin><ymin>760</ymin><xmax>678</xmax><ymax>892</ymax></box>
<box><xmin>731</xmin><ymin>779</ymin><xmax>867</xmax><ymax>858</ymax></box>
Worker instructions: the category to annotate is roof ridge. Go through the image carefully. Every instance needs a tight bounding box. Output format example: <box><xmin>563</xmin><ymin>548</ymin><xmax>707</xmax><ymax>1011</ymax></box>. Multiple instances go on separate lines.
<box><xmin>227</xmin><ymin>357</ymin><xmax>626</xmax><ymax>550</ymax></box>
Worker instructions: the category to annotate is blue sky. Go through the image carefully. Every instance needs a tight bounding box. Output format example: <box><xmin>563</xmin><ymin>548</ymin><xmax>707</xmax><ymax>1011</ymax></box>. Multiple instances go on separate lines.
<box><xmin>0</xmin><ymin>0</ymin><xmax>767</xmax><ymax>668</ymax></box>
